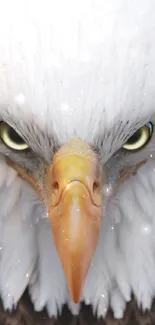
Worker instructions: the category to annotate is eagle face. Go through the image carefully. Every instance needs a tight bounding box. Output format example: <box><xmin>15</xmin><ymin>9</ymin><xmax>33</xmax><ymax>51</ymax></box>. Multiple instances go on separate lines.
<box><xmin>0</xmin><ymin>0</ymin><xmax>154</xmax><ymax>320</ymax></box>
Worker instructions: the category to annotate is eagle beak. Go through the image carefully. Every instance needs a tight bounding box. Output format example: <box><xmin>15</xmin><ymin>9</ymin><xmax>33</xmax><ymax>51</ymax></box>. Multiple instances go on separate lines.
<box><xmin>8</xmin><ymin>138</ymin><xmax>103</xmax><ymax>303</ymax></box>
<box><xmin>45</xmin><ymin>139</ymin><xmax>103</xmax><ymax>303</ymax></box>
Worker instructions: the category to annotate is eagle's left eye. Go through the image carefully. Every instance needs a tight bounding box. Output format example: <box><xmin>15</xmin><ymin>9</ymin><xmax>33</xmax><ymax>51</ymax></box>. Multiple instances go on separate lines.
<box><xmin>0</xmin><ymin>122</ymin><xmax>29</xmax><ymax>151</ymax></box>
<box><xmin>123</xmin><ymin>122</ymin><xmax>153</xmax><ymax>151</ymax></box>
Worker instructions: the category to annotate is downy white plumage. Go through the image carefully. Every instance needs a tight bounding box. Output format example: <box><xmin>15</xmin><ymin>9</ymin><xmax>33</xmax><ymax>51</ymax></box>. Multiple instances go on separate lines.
<box><xmin>0</xmin><ymin>0</ymin><xmax>154</xmax><ymax>320</ymax></box>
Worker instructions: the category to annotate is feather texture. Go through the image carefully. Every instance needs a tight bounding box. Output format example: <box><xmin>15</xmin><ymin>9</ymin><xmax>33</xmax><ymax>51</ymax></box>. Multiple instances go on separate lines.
<box><xmin>0</xmin><ymin>0</ymin><xmax>154</xmax><ymax>145</ymax></box>
<box><xmin>0</xmin><ymin>156</ymin><xmax>154</xmax><ymax>318</ymax></box>
<box><xmin>0</xmin><ymin>0</ymin><xmax>154</xmax><ymax>321</ymax></box>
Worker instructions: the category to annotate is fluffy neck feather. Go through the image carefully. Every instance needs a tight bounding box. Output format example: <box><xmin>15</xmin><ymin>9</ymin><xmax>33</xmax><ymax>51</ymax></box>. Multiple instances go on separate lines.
<box><xmin>0</xmin><ymin>156</ymin><xmax>155</xmax><ymax>319</ymax></box>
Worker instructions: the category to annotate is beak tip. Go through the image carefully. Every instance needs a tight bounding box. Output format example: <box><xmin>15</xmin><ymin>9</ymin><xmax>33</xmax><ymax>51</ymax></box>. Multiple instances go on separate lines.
<box><xmin>72</xmin><ymin>297</ymin><xmax>80</xmax><ymax>304</ymax></box>
<box><xmin>69</xmin><ymin>281</ymin><xmax>82</xmax><ymax>304</ymax></box>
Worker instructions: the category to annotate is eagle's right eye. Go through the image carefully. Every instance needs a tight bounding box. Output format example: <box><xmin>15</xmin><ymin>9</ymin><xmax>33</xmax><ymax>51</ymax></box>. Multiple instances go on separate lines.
<box><xmin>123</xmin><ymin>122</ymin><xmax>153</xmax><ymax>151</ymax></box>
<box><xmin>0</xmin><ymin>122</ymin><xmax>29</xmax><ymax>151</ymax></box>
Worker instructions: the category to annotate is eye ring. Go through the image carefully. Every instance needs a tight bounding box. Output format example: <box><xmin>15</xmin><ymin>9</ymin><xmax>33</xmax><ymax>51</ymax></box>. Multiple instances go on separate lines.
<box><xmin>0</xmin><ymin>122</ymin><xmax>29</xmax><ymax>151</ymax></box>
<box><xmin>123</xmin><ymin>122</ymin><xmax>153</xmax><ymax>151</ymax></box>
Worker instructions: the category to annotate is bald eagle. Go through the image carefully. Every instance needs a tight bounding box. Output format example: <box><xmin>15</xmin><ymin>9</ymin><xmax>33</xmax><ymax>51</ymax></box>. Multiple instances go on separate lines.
<box><xmin>0</xmin><ymin>0</ymin><xmax>154</xmax><ymax>324</ymax></box>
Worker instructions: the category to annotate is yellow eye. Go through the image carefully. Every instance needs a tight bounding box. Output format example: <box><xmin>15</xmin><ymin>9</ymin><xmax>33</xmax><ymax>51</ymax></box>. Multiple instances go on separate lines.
<box><xmin>0</xmin><ymin>122</ymin><xmax>29</xmax><ymax>151</ymax></box>
<box><xmin>123</xmin><ymin>122</ymin><xmax>153</xmax><ymax>151</ymax></box>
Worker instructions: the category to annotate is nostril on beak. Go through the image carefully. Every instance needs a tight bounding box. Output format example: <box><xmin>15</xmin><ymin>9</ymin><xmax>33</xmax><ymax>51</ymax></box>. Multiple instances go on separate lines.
<box><xmin>51</xmin><ymin>181</ymin><xmax>60</xmax><ymax>206</ymax></box>
<box><xmin>92</xmin><ymin>181</ymin><xmax>101</xmax><ymax>206</ymax></box>
<box><xmin>93</xmin><ymin>181</ymin><xmax>100</xmax><ymax>194</ymax></box>
<box><xmin>52</xmin><ymin>181</ymin><xmax>59</xmax><ymax>195</ymax></box>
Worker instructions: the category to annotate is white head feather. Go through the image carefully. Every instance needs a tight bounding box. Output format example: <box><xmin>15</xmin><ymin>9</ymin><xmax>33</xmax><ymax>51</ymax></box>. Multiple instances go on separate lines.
<box><xmin>0</xmin><ymin>0</ymin><xmax>154</xmax><ymax>320</ymax></box>
<box><xmin>0</xmin><ymin>0</ymin><xmax>154</xmax><ymax>141</ymax></box>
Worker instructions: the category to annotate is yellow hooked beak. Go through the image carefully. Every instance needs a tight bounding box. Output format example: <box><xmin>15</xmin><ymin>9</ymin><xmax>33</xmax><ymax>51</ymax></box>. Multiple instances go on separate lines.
<box><xmin>8</xmin><ymin>138</ymin><xmax>103</xmax><ymax>303</ymax></box>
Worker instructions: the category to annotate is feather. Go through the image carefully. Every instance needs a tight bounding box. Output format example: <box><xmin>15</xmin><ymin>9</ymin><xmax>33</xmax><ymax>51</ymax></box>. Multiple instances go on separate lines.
<box><xmin>0</xmin><ymin>0</ymin><xmax>154</xmax><ymax>321</ymax></box>
<box><xmin>0</xmin><ymin>156</ymin><xmax>38</xmax><ymax>310</ymax></box>
<box><xmin>0</xmin><ymin>0</ymin><xmax>154</xmax><ymax>144</ymax></box>
<box><xmin>29</xmin><ymin>218</ymin><xmax>67</xmax><ymax>316</ymax></box>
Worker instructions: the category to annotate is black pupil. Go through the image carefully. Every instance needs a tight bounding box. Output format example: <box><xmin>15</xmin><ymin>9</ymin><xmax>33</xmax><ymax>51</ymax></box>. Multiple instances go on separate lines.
<box><xmin>8</xmin><ymin>127</ymin><xmax>25</xmax><ymax>145</ymax></box>
<box><xmin>126</xmin><ymin>129</ymin><xmax>142</xmax><ymax>145</ymax></box>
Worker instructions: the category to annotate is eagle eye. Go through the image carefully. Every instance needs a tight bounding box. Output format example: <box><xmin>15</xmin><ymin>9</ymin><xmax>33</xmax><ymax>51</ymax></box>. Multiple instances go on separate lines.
<box><xmin>0</xmin><ymin>122</ymin><xmax>29</xmax><ymax>151</ymax></box>
<box><xmin>123</xmin><ymin>122</ymin><xmax>153</xmax><ymax>151</ymax></box>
